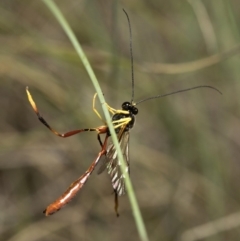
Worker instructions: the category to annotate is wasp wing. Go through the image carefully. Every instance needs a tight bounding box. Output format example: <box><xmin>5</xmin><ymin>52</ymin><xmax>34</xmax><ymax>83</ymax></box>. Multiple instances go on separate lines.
<box><xmin>106</xmin><ymin>129</ymin><xmax>130</xmax><ymax>196</ymax></box>
<box><xmin>97</xmin><ymin>127</ymin><xmax>130</xmax><ymax>196</ymax></box>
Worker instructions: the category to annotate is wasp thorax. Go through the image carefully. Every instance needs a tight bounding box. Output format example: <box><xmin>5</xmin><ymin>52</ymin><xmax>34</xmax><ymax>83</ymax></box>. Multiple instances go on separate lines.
<box><xmin>110</xmin><ymin>102</ymin><xmax>138</xmax><ymax>135</ymax></box>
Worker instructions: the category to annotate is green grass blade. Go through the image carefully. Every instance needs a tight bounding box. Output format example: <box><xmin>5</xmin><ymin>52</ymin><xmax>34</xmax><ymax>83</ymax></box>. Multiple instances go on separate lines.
<box><xmin>42</xmin><ymin>1</ymin><xmax>149</xmax><ymax>241</ymax></box>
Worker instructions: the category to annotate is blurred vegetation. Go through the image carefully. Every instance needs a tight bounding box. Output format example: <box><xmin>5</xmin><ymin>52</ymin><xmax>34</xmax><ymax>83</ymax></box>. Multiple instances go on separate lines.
<box><xmin>1</xmin><ymin>0</ymin><xmax>240</xmax><ymax>241</ymax></box>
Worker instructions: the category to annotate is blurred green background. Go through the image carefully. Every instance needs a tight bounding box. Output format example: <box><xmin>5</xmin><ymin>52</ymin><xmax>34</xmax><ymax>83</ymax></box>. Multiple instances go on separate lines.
<box><xmin>1</xmin><ymin>0</ymin><xmax>240</xmax><ymax>241</ymax></box>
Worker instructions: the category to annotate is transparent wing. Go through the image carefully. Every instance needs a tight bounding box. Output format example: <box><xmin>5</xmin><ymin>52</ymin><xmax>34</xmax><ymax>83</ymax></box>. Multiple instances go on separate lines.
<box><xmin>105</xmin><ymin>129</ymin><xmax>130</xmax><ymax>196</ymax></box>
<box><xmin>97</xmin><ymin>126</ymin><xmax>130</xmax><ymax>195</ymax></box>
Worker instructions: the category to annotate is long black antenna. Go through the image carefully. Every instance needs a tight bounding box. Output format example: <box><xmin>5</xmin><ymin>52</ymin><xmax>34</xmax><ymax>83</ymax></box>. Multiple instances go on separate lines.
<box><xmin>135</xmin><ymin>85</ymin><xmax>222</xmax><ymax>105</ymax></box>
<box><xmin>123</xmin><ymin>9</ymin><xmax>135</xmax><ymax>103</ymax></box>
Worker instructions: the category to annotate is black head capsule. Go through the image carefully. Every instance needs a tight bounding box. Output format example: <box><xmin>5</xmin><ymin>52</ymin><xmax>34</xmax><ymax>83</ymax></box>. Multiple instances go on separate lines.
<box><xmin>122</xmin><ymin>102</ymin><xmax>138</xmax><ymax>115</ymax></box>
<box><xmin>111</xmin><ymin>102</ymin><xmax>138</xmax><ymax>134</ymax></box>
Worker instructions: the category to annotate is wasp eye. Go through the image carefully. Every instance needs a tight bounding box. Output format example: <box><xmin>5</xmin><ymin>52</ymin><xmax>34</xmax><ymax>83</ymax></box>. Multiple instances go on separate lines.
<box><xmin>132</xmin><ymin>107</ymin><xmax>138</xmax><ymax>115</ymax></box>
<box><xmin>122</xmin><ymin>102</ymin><xmax>131</xmax><ymax>110</ymax></box>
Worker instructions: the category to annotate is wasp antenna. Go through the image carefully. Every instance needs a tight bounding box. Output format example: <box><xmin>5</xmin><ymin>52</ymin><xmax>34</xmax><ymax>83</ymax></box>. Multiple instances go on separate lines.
<box><xmin>123</xmin><ymin>9</ymin><xmax>135</xmax><ymax>103</ymax></box>
<box><xmin>135</xmin><ymin>85</ymin><xmax>222</xmax><ymax>105</ymax></box>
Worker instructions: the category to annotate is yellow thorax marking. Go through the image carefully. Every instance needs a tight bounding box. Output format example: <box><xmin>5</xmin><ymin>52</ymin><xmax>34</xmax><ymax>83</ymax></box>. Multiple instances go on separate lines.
<box><xmin>93</xmin><ymin>93</ymin><xmax>131</xmax><ymax>130</ymax></box>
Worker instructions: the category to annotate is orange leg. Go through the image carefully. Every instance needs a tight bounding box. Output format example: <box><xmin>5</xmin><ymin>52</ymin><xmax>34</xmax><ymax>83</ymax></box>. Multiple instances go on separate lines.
<box><xmin>26</xmin><ymin>87</ymin><xmax>108</xmax><ymax>141</ymax></box>
<box><xmin>43</xmin><ymin>134</ymin><xmax>110</xmax><ymax>216</ymax></box>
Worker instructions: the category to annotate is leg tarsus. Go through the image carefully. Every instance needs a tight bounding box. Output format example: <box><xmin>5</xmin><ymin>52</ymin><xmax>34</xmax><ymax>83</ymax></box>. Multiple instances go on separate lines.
<box><xmin>93</xmin><ymin>93</ymin><xmax>104</xmax><ymax>121</ymax></box>
<box><xmin>114</xmin><ymin>189</ymin><xmax>120</xmax><ymax>217</ymax></box>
